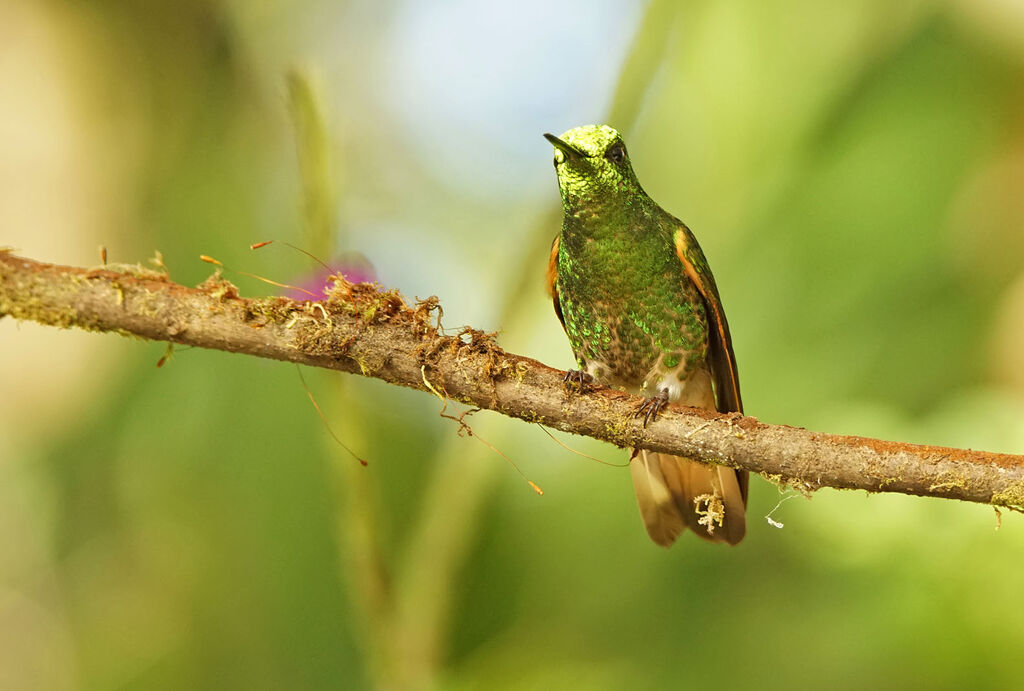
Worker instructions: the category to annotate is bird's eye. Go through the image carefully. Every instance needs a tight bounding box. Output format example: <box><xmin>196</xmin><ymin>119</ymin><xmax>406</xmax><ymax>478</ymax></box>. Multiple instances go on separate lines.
<box><xmin>553</xmin><ymin>149</ymin><xmax>566</xmax><ymax>167</ymax></box>
<box><xmin>606</xmin><ymin>144</ymin><xmax>625</xmax><ymax>164</ymax></box>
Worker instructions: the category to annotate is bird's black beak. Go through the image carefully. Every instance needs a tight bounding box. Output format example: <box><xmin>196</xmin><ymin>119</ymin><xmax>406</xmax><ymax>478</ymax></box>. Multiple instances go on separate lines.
<box><xmin>544</xmin><ymin>133</ymin><xmax>584</xmax><ymax>160</ymax></box>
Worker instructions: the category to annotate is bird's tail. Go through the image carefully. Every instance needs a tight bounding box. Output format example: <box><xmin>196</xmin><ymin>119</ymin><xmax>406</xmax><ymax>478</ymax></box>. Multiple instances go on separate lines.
<box><xmin>629</xmin><ymin>450</ymin><xmax>747</xmax><ymax>546</ymax></box>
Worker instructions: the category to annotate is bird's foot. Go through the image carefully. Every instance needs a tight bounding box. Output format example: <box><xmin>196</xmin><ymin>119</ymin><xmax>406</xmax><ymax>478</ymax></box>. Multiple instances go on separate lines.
<box><xmin>635</xmin><ymin>389</ymin><xmax>671</xmax><ymax>427</ymax></box>
<box><xmin>562</xmin><ymin>368</ymin><xmax>594</xmax><ymax>392</ymax></box>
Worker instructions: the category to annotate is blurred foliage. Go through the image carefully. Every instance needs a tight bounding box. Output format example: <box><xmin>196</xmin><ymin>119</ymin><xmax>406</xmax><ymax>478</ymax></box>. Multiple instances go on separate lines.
<box><xmin>2</xmin><ymin>0</ymin><xmax>1024</xmax><ymax>689</ymax></box>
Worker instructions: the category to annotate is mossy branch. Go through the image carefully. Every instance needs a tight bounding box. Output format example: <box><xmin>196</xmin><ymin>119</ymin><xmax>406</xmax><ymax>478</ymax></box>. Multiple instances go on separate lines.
<box><xmin>3</xmin><ymin>250</ymin><xmax>1023</xmax><ymax>511</ymax></box>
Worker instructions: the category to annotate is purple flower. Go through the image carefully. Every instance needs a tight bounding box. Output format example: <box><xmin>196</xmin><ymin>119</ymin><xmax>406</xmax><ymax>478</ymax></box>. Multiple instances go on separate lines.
<box><xmin>286</xmin><ymin>253</ymin><xmax>376</xmax><ymax>301</ymax></box>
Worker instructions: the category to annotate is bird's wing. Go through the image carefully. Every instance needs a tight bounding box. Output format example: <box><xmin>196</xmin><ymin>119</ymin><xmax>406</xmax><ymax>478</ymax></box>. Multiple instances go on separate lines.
<box><xmin>547</xmin><ymin>235</ymin><xmax>566</xmax><ymax>332</ymax></box>
<box><xmin>673</xmin><ymin>227</ymin><xmax>742</xmax><ymax>415</ymax></box>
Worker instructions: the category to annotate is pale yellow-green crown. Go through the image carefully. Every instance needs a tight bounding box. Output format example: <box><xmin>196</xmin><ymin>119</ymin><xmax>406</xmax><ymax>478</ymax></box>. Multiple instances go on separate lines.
<box><xmin>558</xmin><ymin>124</ymin><xmax>623</xmax><ymax>157</ymax></box>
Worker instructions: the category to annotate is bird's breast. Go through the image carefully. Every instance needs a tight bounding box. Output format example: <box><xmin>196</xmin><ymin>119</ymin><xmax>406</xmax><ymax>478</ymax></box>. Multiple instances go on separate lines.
<box><xmin>557</xmin><ymin>228</ymin><xmax>708</xmax><ymax>391</ymax></box>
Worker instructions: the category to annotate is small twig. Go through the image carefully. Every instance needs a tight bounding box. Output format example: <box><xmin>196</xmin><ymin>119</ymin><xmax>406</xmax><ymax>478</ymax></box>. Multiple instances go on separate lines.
<box><xmin>538</xmin><ymin>425</ymin><xmax>628</xmax><ymax>468</ymax></box>
<box><xmin>297</xmin><ymin>365</ymin><xmax>368</xmax><ymax>466</ymax></box>
<box><xmin>422</xmin><ymin>365</ymin><xmax>542</xmax><ymax>495</ymax></box>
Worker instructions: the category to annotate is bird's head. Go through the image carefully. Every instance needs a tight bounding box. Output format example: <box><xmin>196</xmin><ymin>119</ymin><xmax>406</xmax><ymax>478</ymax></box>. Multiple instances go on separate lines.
<box><xmin>543</xmin><ymin>125</ymin><xmax>642</xmax><ymax>210</ymax></box>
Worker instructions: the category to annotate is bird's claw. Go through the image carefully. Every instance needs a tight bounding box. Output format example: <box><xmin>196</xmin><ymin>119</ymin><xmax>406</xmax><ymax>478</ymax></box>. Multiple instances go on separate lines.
<box><xmin>563</xmin><ymin>369</ymin><xmax>594</xmax><ymax>391</ymax></box>
<box><xmin>635</xmin><ymin>390</ymin><xmax>671</xmax><ymax>427</ymax></box>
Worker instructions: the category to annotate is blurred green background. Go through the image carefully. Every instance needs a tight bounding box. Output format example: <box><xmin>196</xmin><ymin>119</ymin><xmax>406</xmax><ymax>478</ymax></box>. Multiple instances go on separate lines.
<box><xmin>3</xmin><ymin>0</ymin><xmax>1024</xmax><ymax>689</ymax></box>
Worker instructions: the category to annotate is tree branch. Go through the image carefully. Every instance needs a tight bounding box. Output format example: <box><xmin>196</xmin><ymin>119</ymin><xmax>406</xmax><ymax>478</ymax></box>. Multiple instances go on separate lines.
<box><xmin>3</xmin><ymin>250</ymin><xmax>1023</xmax><ymax>510</ymax></box>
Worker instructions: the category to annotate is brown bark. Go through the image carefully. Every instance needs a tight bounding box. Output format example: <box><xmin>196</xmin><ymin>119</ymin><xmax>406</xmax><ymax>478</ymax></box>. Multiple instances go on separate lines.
<box><xmin>3</xmin><ymin>250</ymin><xmax>1023</xmax><ymax>509</ymax></box>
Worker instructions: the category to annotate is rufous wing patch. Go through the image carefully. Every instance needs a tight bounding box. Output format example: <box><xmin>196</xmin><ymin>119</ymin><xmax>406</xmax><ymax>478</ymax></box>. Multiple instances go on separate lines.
<box><xmin>673</xmin><ymin>229</ymin><xmax>742</xmax><ymax>414</ymax></box>
<box><xmin>547</xmin><ymin>235</ymin><xmax>566</xmax><ymax>331</ymax></box>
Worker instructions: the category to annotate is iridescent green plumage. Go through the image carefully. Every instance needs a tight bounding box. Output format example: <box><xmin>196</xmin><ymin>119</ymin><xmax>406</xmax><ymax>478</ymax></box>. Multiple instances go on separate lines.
<box><xmin>545</xmin><ymin>125</ymin><xmax>747</xmax><ymax>546</ymax></box>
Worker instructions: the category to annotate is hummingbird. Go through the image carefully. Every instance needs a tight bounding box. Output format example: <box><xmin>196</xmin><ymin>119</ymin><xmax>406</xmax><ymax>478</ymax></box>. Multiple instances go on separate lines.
<box><xmin>544</xmin><ymin>124</ymin><xmax>747</xmax><ymax>546</ymax></box>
